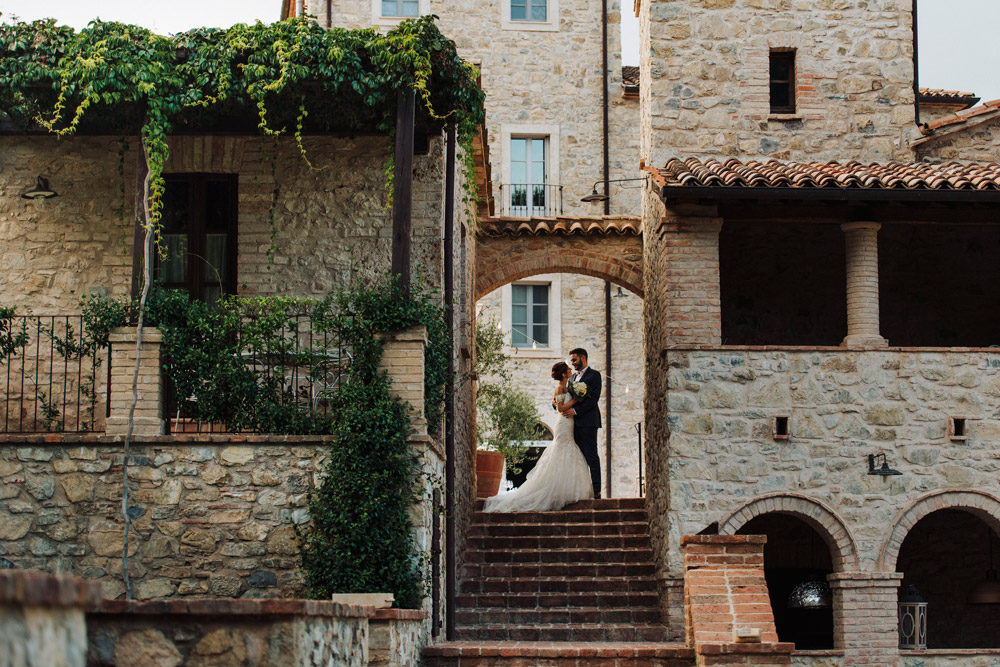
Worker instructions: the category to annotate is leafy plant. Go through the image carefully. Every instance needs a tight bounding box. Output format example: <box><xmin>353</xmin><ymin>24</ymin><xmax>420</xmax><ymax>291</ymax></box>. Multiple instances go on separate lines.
<box><xmin>0</xmin><ymin>15</ymin><xmax>485</xmax><ymax>248</ymax></box>
<box><xmin>0</xmin><ymin>307</ymin><xmax>29</xmax><ymax>364</ymax></box>
<box><xmin>474</xmin><ymin>319</ymin><xmax>541</xmax><ymax>469</ymax></box>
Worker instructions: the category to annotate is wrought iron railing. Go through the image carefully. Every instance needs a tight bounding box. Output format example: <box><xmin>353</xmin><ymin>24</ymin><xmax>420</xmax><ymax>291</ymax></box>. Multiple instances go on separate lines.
<box><xmin>164</xmin><ymin>314</ymin><xmax>351</xmax><ymax>434</ymax></box>
<box><xmin>635</xmin><ymin>421</ymin><xmax>644</xmax><ymax>497</ymax></box>
<box><xmin>1</xmin><ymin>316</ymin><xmax>109</xmax><ymax>433</ymax></box>
<box><xmin>497</xmin><ymin>183</ymin><xmax>563</xmax><ymax>217</ymax></box>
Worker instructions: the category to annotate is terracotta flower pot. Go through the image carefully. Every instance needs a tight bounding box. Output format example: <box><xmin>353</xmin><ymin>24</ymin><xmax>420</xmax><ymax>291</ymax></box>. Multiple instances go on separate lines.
<box><xmin>476</xmin><ymin>450</ymin><xmax>505</xmax><ymax>498</ymax></box>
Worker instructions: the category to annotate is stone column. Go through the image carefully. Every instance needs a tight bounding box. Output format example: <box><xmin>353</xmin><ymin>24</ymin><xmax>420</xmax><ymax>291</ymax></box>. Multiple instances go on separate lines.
<box><xmin>658</xmin><ymin>205</ymin><xmax>724</xmax><ymax>347</ymax></box>
<box><xmin>841</xmin><ymin>222</ymin><xmax>887</xmax><ymax>347</ymax></box>
<box><xmin>829</xmin><ymin>572</ymin><xmax>903</xmax><ymax>667</ymax></box>
<box><xmin>106</xmin><ymin>327</ymin><xmax>165</xmax><ymax>436</ymax></box>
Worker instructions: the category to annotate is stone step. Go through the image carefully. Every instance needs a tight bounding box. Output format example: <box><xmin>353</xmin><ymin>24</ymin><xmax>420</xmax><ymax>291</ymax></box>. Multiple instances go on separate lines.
<box><xmin>460</xmin><ymin>575</ymin><xmax>659</xmax><ymax>595</ymax></box>
<box><xmin>456</xmin><ymin>605</ymin><xmax>663</xmax><ymax>626</ymax></box>
<box><xmin>468</xmin><ymin>520</ymin><xmax>650</xmax><ymax>537</ymax></box>
<box><xmin>474</xmin><ymin>498</ymin><xmax>646</xmax><ymax>512</ymax></box>
<box><xmin>464</xmin><ymin>547</ymin><xmax>654</xmax><ymax>565</ymax></box>
<box><xmin>473</xmin><ymin>509</ymin><xmax>648</xmax><ymax>526</ymax></box>
<box><xmin>468</xmin><ymin>533</ymin><xmax>652</xmax><ymax>551</ymax></box>
<box><xmin>453</xmin><ymin>623</ymin><xmax>672</xmax><ymax>642</ymax></box>
<box><xmin>461</xmin><ymin>561</ymin><xmax>656</xmax><ymax>580</ymax></box>
<box><xmin>456</xmin><ymin>591</ymin><xmax>660</xmax><ymax>610</ymax></box>
<box><xmin>422</xmin><ymin>641</ymin><xmax>695</xmax><ymax>667</ymax></box>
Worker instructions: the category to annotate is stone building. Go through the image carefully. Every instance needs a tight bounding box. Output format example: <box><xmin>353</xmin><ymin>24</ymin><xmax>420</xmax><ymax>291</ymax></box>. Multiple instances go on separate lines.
<box><xmin>636</xmin><ymin>0</ymin><xmax>1000</xmax><ymax>664</ymax></box>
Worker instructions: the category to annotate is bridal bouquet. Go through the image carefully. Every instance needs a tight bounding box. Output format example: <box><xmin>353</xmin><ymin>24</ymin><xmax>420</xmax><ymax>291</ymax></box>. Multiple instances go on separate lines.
<box><xmin>568</xmin><ymin>381</ymin><xmax>588</xmax><ymax>400</ymax></box>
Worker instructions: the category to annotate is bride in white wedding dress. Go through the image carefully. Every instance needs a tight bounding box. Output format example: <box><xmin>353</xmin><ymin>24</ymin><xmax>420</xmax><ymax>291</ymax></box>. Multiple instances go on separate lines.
<box><xmin>482</xmin><ymin>361</ymin><xmax>594</xmax><ymax>513</ymax></box>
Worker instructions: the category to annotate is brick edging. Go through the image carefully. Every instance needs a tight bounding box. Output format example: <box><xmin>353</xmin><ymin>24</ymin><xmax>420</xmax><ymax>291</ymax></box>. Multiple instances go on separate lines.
<box><xmin>88</xmin><ymin>597</ymin><xmax>376</xmax><ymax>619</ymax></box>
<box><xmin>0</xmin><ymin>434</ymin><xmax>338</xmax><ymax>445</ymax></box>
<box><xmin>0</xmin><ymin>570</ymin><xmax>102</xmax><ymax>608</ymax></box>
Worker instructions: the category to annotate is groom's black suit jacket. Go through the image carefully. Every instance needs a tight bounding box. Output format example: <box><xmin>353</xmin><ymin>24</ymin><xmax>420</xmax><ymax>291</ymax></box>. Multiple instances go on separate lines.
<box><xmin>571</xmin><ymin>366</ymin><xmax>602</xmax><ymax>429</ymax></box>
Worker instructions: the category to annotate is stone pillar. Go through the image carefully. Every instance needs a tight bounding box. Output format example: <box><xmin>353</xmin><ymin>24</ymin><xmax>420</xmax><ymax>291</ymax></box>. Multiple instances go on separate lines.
<box><xmin>0</xmin><ymin>570</ymin><xmax>101</xmax><ymax>667</ymax></box>
<box><xmin>829</xmin><ymin>572</ymin><xmax>902</xmax><ymax>667</ymax></box>
<box><xmin>658</xmin><ymin>207</ymin><xmax>724</xmax><ymax>347</ymax></box>
<box><xmin>682</xmin><ymin>535</ymin><xmax>794</xmax><ymax>667</ymax></box>
<box><xmin>658</xmin><ymin>574</ymin><xmax>686</xmax><ymax>642</ymax></box>
<box><xmin>378</xmin><ymin>326</ymin><xmax>428</xmax><ymax>437</ymax></box>
<box><xmin>841</xmin><ymin>222</ymin><xmax>887</xmax><ymax>347</ymax></box>
<box><xmin>106</xmin><ymin>327</ymin><xmax>165</xmax><ymax>436</ymax></box>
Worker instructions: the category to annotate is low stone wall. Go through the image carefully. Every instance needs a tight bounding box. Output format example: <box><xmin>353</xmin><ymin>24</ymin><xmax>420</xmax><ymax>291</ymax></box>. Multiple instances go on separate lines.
<box><xmin>86</xmin><ymin>598</ymin><xmax>370</xmax><ymax>666</ymax></box>
<box><xmin>790</xmin><ymin>652</ymin><xmax>843</xmax><ymax>667</ymax></box>
<box><xmin>0</xmin><ymin>569</ymin><xmax>101</xmax><ymax>667</ymax></box>
<box><xmin>900</xmin><ymin>650</ymin><xmax>1000</xmax><ymax>667</ymax></box>
<box><xmin>369</xmin><ymin>608</ymin><xmax>429</xmax><ymax>667</ymax></box>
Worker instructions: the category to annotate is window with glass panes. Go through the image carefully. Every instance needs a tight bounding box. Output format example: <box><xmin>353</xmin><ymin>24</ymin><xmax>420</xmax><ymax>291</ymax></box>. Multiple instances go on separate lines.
<box><xmin>510</xmin><ymin>0</ymin><xmax>546</xmax><ymax>20</ymax></box>
<box><xmin>509</xmin><ymin>136</ymin><xmax>548</xmax><ymax>216</ymax></box>
<box><xmin>156</xmin><ymin>174</ymin><xmax>237</xmax><ymax>304</ymax></box>
<box><xmin>511</xmin><ymin>284</ymin><xmax>549</xmax><ymax>348</ymax></box>
<box><xmin>382</xmin><ymin>0</ymin><xmax>419</xmax><ymax>16</ymax></box>
<box><xmin>769</xmin><ymin>50</ymin><xmax>796</xmax><ymax>113</ymax></box>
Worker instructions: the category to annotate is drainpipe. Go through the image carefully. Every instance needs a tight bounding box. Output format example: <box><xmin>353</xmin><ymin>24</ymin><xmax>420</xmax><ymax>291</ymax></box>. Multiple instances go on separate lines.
<box><xmin>912</xmin><ymin>1</ymin><xmax>923</xmax><ymax>128</ymax></box>
<box><xmin>601</xmin><ymin>0</ymin><xmax>612</xmax><ymax>498</ymax></box>
<box><xmin>326</xmin><ymin>0</ymin><xmax>332</xmax><ymax>27</ymax></box>
<box><xmin>443</xmin><ymin>124</ymin><xmax>457</xmax><ymax>641</ymax></box>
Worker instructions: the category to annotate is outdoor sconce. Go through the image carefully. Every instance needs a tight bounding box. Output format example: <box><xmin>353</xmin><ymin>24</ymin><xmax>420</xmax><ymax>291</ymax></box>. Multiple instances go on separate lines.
<box><xmin>581</xmin><ymin>177</ymin><xmax>648</xmax><ymax>203</ymax></box>
<box><xmin>868</xmin><ymin>452</ymin><xmax>902</xmax><ymax>476</ymax></box>
<box><xmin>898</xmin><ymin>585</ymin><xmax>927</xmax><ymax>649</ymax></box>
<box><xmin>21</xmin><ymin>176</ymin><xmax>58</xmax><ymax>200</ymax></box>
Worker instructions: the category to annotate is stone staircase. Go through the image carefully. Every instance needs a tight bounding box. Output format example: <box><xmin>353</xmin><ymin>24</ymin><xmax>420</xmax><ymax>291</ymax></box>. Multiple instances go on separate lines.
<box><xmin>422</xmin><ymin>498</ymin><xmax>693</xmax><ymax>666</ymax></box>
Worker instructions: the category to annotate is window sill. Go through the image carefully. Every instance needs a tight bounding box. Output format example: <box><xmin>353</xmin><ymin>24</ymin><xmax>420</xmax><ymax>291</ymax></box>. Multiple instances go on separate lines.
<box><xmin>500</xmin><ymin>19</ymin><xmax>560</xmax><ymax>32</ymax></box>
<box><xmin>505</xmin><ymin>347</ymin><xmax>562</xmax><ymax>359</ymax></box>
<box><xmin>768</xmin><ymin>113</ymin><xmax>803</xmax><ymax>121</ymax></box>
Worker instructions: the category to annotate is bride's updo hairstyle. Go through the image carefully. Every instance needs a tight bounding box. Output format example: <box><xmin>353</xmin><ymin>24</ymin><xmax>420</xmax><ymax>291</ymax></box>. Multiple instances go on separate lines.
<box><xmin>551</xmin><ymin>361</ymin><xmax>570</xmax><ymax>380</ymax></box>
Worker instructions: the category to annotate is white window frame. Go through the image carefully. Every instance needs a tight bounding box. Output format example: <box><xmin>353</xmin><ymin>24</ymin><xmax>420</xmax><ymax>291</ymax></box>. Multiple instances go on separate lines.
<box><xmin>501</xmin><ymin>273</ymin><xmax>562</xmax><ymax>359</ymax></box>
<box><xmin>501</xmin><ymin>0</ymin><xmax>559</xmax><ymax>31</ymax></box>
<box><xmin>371</xmin><ymin>0</ymin><xmax>429</xmax><ymax>27</ymax></box>
<box><xmin>501</xmin><ymin>124</ymin><xmax>560</xmax><ymax>216</ymax></box>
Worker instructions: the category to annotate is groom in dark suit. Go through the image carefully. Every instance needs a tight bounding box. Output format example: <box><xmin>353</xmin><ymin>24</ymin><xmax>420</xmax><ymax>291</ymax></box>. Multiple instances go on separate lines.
<box><xmin>562</xmin><ymin>348</ymin><xmax>602</xmax><ymax>499</ymax></box>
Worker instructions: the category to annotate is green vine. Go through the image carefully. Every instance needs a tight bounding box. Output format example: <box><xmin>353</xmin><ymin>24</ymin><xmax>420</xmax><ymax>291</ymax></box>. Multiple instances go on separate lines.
<box><xmin>0</xmin><ymin>15</ymin><xmax>485</xmax><ymax>248</ymax></box>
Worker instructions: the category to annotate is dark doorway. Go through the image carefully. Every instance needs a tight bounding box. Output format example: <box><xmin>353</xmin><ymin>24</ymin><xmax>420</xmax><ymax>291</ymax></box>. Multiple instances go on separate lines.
<box><xmin>896</xmin><ymin>509</ymin><xmax>1000</xmax><ymax>648</ymax></box>
<box><xmin>738</xmin><ymin>514</ymin><xmax>835</xmax><ymax>649</ymax></box>
<box><xmin>720</xmin><ymin>223</ymin><xmax>846</xmax><ymax>346</ymax></box>
<box><xmin>157</xmin><ymin>174</ymin><xmax>238</xmax><ymax>303</ymax></box>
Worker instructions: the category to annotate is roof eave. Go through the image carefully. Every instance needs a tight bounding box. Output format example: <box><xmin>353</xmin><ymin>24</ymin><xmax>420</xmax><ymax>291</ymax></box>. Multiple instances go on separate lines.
<box><xmin>656</xmin><ymin>185</ymin><xmax>1000</xmax><ymax>205</ymax></box>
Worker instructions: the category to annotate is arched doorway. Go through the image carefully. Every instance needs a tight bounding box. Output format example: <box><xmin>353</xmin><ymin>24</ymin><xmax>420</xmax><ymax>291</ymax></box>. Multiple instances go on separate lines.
<box><xmin>737</xmin><ymin>514</ymin><xmax>835</xmax><ymax>649</ymax></box>
<box><xmin>896</xmin><ymin>509</ymin><xmax>1000</xmax><ymax>649</ymax></box>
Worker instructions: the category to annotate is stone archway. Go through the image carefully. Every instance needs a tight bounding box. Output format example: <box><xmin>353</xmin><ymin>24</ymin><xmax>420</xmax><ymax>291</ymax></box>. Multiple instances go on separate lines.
<box><xmin>475</xmin><ymin>216</ymin><xmax>642</xmax><ymax>301</ymax></box>
<box><xmin>719</xmin><ymin>493</ymin><xmax>860</xmax><ymax>573</ymax></box>
<box><xmin>879</xmin><ymin>490</ymin><xmax>1000</xmax><ymax>572</ymax></box>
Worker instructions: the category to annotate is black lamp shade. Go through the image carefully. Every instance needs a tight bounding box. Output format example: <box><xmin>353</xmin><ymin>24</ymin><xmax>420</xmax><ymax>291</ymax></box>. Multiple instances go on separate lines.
<box><xmin>21</xmin><ymin>176</ymin><xmax>58</xmax><ymax>200</ymax></box>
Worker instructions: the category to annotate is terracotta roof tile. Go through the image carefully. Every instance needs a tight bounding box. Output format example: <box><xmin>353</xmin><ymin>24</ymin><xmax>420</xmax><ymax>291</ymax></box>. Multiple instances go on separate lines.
<box><xmin>919</xmin><ymin>87</ymin><xmax>979</xmax><ymax>106</ymax></box>
<box><xmin>622</xmin><ymin>66</ymin><xmax>639</xmax><ymax>98</ymax></box>
<box><xmin>921</xmin><ymin>98</ymin><xmax>1000</xmax><ymax>133</ymax></box>
<box><xmin>480</xmin><ymin>215</ymin><xmax>641</xmax><ymax>237</ymax></box>
<box><xmin>648</xmin><ymin>158</ymin><xmax>1000</xmax><ymax>191</ymax></box>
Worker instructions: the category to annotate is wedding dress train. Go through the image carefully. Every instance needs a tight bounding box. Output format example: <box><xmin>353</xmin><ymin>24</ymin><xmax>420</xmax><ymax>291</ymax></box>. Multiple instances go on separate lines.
<box><xmin>482</xmin><ymin>393</ymin><xmax>594</xmax><ymax>512</ymax></box>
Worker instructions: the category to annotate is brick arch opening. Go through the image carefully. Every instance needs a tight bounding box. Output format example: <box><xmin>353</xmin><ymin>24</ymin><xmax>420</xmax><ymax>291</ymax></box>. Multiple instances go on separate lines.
<box><xmin>879</xmin><ymin>490</ymin><xmax>1000</xmax><ymax>572</ymax></box>
<box><xmin>474</xmin><ymin>217</ymin><xmax>643</xmax><ymax>302</ymax></box>
<box><xmin>719</xmin><ymin>494</ymin><xmax>859</xmax><ymax>573</ymax></box>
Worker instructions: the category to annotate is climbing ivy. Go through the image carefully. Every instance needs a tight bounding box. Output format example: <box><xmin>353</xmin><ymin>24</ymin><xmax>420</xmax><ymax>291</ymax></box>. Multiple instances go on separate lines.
<box><xmin>0</xmin><ymin>15</ymin><xmax>485</xmax><ymax>241</ymax></box>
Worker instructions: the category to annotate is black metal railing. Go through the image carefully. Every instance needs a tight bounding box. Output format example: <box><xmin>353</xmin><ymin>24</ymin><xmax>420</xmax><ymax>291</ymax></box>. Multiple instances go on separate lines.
<box><xmin>498</xmin><ymin>183</ymin><xmax>563</xmax><ymax>217</ymax></box>
<box><xmin>164</xmin><ymin>314</ymin><xmax>351</xmax><ymax>434</ymax></box>
<box><xmin>1</xmin><ymin>315</ymin><xmax>109</xmax><ymax>433</ymax></box>
<box><xmin>635</xmin><ymin>421</ymin><xmax>644</xmax><ymax>497</ymax></box>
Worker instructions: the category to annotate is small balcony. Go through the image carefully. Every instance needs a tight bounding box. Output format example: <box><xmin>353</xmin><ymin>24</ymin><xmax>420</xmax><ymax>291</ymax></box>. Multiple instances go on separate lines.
<box><xmin>497</xmin><ymin>183</ymin><xmax>563</xmax><ymax>217</ymax></box>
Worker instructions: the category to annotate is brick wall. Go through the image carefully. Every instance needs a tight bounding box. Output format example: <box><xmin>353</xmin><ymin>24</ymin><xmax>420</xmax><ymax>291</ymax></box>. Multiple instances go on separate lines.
<box><xmin>657</xmin><ymin>208</ymin><xmax>723</xmax><ymax>347</ymax></box>
<box><xmin>682</xmin><ymin>534</ymin><xmax>793</xmax><ymax>666</ymax></box>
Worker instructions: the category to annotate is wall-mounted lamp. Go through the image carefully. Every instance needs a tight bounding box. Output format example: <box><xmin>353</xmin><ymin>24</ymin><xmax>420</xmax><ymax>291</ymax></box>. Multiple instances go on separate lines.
<box><xmin>21</xmin><ymin>176</ymin><xmax>58</xmax><ymax>200</ymax></box>
<box><xmin>868</xmin><ymin>452</ymin><xmax>902</xmax><ymax>476</ymax></box>
<box><xmin>581</xmin><ymin>177</ymin><xmax>648</xmax><ymax>203</ymax></box>
<box><xmin>612</xmin><ymin>286</ymin><xmax>627</xmax><ymax>298</ymax></box>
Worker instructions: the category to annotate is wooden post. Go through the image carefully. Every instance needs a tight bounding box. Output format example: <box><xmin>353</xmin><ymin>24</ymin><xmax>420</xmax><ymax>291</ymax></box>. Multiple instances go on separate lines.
<box><xmin>391</xmin><ymin>88</ymin><xmax>416</xmax><ymax>297</ymax></box>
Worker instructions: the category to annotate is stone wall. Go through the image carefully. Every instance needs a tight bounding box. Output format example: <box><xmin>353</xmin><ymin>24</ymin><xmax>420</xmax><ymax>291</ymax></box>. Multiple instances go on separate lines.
<box><xmin>0</xmin><ymin>134</ymin><xmax>449</xmax><ymax>312</ymax></box>
<box><xmin>305</xmin><ymin>0</ymin><xmax>641</xmax><ymax>217</ymax></box>
<box><xmin>86</xmin><ymin>598</ymin><xmax>371</xmax><ymax>666</ymax></box>
<box><xmin>657</xmin><ymin>347</ymin><xmax>1000</xmax><ymax>573</ymax></box>
<box><xmin>640</xmin><ymin>0</ymin><xmax>918</xmax><ymax>167</ymax></box>
<box><xmin>476</xmin><ymin>272</ymin><xmax>645</xmax><ymax>497</ymax></box>
<box><xmin>913</xmin><ymin>116</ymin><xmax>1000</xmax><ymax>162</ymax></box>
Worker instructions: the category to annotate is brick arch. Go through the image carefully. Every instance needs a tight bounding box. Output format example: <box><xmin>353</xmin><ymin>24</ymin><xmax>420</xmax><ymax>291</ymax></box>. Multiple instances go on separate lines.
<box><xmin>475</xmin><ymin>216</ymin><xmax>643</xmax><ymax>301</ymax></box>
<box><xmin>719</xmin><ymin>494</ymin><xmax>859</xmax><ymax>572</ymax></box>
<box><xmin>878</xmin><ymin>490</ymin><xmax>1000</xmax><ymax>572</ymax></box>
